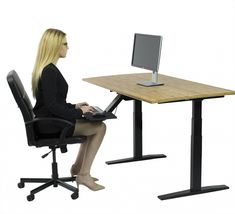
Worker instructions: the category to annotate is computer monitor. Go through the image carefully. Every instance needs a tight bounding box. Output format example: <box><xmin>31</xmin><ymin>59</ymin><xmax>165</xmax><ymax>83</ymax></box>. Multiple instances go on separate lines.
<box><xmin>132</xmin><ymin>33</ymin><xmax>164</xmax><ymax>86</ymax></box>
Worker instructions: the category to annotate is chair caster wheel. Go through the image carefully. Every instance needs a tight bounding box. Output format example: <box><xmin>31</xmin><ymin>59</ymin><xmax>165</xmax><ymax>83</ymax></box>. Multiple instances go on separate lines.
<box><xmin>18</xmin><ymin>182</ymin><xmax>25</xmax><ymax>188</ymax></box>
<box><xmin>71</xmin><ymin>192</ymin><xmax>79</xmax><ymax>200</ymax></box>
<box><xmin>27</xmin><ymin>194</ymin><xmax>35</xmax><ymax>201</ymax></box>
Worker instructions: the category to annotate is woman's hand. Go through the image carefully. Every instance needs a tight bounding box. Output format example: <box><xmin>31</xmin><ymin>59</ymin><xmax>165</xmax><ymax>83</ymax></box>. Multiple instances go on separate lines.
<box><xmin>80</xmin><ymin>105</ymin><xmax>94</xmax><ymax>114</ymax></box>
<box><xmin>76</xmin><ymin>102</ymin><xmax>94</xmax><ymax>114</ymax></box>
<box><xmin>75</xmin><ymin>102</ymin><xmax>89</xmax><ymax>109</ymax></box>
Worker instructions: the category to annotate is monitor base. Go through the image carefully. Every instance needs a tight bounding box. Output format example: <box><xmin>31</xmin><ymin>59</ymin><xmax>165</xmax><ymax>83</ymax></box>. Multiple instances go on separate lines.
<box><xmin>137</xmin><ymin>81</ymin><xmax>164</xmax><ymax>87</ymax></box>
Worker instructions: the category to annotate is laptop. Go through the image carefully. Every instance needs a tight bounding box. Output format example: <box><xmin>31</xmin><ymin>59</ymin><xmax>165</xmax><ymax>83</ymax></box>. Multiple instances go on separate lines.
<box><xmin>83</xmin><ymin>106</ymin><xmax>116</xmax><ymax>121</ymax></box>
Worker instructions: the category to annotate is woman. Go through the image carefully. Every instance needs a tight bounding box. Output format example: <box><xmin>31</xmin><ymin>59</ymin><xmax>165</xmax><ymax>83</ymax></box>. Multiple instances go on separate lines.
<box><xmin>32</xmin><ymin>28</ymin><xmax>106</xmax><ymax>191</ymax></box>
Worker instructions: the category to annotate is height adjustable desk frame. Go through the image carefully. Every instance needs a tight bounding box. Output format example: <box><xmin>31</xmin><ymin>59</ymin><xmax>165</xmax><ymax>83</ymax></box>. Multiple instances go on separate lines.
<box><xmin>83</xmin><ymin>73</ymin><xmax>235</xmax><ymax>200</ymax></box>
<box><xmin>105</xmin><ymin>94</ymin><xmax>229</xmax><ymax>199</ymax></box>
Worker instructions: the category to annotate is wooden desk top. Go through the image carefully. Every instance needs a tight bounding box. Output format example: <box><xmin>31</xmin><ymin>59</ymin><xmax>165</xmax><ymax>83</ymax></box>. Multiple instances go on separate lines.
<box><xmin>83</xmin><ymin>73</ymin><xmax>235</xmax><ymax>104</ymax></box>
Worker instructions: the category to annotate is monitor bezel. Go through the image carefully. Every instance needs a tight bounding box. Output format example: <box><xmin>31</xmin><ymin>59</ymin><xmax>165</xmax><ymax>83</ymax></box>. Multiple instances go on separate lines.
<box><xmin>131</xmin><ymin>33</ymin><xmax>163</xmax><ymax>72</ymax></box>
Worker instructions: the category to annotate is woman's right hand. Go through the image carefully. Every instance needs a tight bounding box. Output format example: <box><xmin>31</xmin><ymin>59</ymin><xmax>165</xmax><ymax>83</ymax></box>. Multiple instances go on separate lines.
<box><xmin>80</xmin><ymin>105</ymin><xmax>94</xmax><ymax>114</ymax></box>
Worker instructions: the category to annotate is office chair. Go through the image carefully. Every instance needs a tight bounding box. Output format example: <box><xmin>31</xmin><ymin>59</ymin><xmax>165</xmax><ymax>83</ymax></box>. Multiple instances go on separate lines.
<box><xmin>7</xmin><ymin>70</ymin><xmax>87</xmax><ymax>201</ymax></box>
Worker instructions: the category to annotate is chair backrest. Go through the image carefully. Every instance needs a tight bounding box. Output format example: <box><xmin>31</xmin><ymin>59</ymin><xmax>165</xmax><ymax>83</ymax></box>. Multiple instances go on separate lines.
<box><xmin>7</xmin><ymin>70</ymin><xmax>36</xmax><ymax>146</ymax></box>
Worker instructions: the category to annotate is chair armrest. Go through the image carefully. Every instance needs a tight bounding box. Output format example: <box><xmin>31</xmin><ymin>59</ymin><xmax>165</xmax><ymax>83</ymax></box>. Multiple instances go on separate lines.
<box><xmin>25</xmin><ymin>117</ymin><xmax>74</xmax><ymax>127</ymax></box>
<box><xmin>25</xmin><ymin>117</ymin><xmax>75</xmax><ymax>144</ymax></box>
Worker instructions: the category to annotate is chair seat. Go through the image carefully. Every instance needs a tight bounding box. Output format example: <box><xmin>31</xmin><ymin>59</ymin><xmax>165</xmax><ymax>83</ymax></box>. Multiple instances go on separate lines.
<box><xmin>34</xmin><ymin>135</ymin><xmax>87</xmax><ymax>147</ymax></box>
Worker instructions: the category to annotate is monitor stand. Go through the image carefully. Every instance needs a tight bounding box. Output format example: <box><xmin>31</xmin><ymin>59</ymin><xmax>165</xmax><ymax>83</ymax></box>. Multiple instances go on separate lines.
<box><xmin>137</xmin><ymin>71</ymin><xmax>164</xmax><ymax>87</ymax></box>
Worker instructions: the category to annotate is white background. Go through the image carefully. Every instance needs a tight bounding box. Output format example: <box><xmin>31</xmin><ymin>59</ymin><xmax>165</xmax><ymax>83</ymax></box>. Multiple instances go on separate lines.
<box><xmin>1</xmin><ymin>0</ymin><xmax>235</xmax><ymax>213</ymax></box>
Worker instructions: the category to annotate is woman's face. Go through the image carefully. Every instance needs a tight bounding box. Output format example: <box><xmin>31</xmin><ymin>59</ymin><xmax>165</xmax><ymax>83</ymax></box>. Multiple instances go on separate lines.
<box><xmin>59</xmin><ymin>37</ymin><xmax>69</xmax><ymax>58</ymax></box>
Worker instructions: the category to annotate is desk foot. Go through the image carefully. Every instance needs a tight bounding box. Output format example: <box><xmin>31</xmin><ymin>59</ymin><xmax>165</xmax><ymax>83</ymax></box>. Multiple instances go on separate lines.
<box><xmin>158</xmin><ymin>185</ymin><xmax>229</xmax><ymax>200</ymax></box>
<box><xmin>106</xmin><ymin>154</ymin><xmax>166</xmax><ymax>165</ymax></box>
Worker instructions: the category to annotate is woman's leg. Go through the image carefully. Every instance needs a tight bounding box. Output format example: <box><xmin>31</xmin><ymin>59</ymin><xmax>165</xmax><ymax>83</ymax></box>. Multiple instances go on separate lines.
<box><xmin>71</xmin><ymin>137</ymin><xmax>99</xmax><ymax>180</ymax></box>
<box><xmin>70</xmin><ymin>140</ymin><xmax>89</xmax><ymax>175</ymax></box>
<box><xmin>72</xmin><ymin>121</ymin><xmax>106</xmax><ymax>191</ymax></box>
<box><xmin>79</xmin><ymin>122</ymin><xmax>106</xmax><ymax>175</ymax></box>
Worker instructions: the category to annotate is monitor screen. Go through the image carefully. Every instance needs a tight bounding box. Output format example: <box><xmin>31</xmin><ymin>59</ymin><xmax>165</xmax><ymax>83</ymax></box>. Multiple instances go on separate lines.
<box><xmin>131</xmin><ymin>33</ymin><xmax>162</xmax><ymax>72</ymax></box>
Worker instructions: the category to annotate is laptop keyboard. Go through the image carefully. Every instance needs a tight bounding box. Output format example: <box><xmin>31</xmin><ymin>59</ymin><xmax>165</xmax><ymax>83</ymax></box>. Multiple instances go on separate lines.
<box><xmin>91</xmin><ymin>106</ymin><xmax>104</xmax><ymax>115</ymax></box>
<box><xmin>83</xmin><ymin>106</ymin><xmax>105</xmax><ymax>117</ymax></box>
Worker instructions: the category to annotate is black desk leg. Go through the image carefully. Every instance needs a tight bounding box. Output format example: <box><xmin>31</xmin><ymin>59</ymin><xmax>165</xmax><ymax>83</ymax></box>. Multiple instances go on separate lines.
<box><xmin>106</xmin><ymin>100</ymin><xmax>166</xmax><ymax>165</ymax></box>
<box><xmin>158</xmin><ymin>99</ymin><xmax>229</xmax><ymax>200</ymax></box>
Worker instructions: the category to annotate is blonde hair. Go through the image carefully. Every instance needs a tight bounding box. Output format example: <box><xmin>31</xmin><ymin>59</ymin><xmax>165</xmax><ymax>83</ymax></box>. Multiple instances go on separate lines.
<box><xmin>32</xmin><ymin>28</ymin><xmax>66</xmax><ymax>97</ymax></box>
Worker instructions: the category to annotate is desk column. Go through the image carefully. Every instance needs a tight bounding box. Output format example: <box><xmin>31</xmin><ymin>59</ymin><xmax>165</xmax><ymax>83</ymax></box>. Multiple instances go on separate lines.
<box><xmin>133</xmin><ymin>100</ymin><xmax>143</xmax><ymax>158</ymax></box>
<box><xmin>191</xmin><ymin>99</ymin><xmax>202</xmax><ymax>191</ymax></box>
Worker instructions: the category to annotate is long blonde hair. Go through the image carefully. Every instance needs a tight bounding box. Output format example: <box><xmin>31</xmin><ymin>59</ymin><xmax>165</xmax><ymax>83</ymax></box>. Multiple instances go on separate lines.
<box><xmin>32</xmin><ymin>28</ymin><xmax>66</xmax><ymax>98</ymax></box>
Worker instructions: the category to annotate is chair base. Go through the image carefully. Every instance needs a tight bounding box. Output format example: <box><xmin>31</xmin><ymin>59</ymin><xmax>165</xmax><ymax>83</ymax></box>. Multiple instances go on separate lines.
<box><xmin>17</xmin><ymin>148</ymin><xmax>80</xmax><ymax>201</ymax></box>
<box><xmin>18</xmin><ymin>176</ymin><xmax>78</xmax><ymax>201</ymax></box>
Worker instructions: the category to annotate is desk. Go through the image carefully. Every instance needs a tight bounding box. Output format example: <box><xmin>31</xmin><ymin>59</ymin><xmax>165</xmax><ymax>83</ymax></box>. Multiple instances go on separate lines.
<box><xmin>83</xmin><ymin>73</ymin><xmax>235</xmax><ymax>200</ymax></box>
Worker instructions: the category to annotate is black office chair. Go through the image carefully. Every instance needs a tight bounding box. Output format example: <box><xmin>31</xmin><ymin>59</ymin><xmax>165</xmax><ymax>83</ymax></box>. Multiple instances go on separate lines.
<box><xmin>7</xmin><ymin>70</ymin><xmax>87</xmax><ymax>201</ymax></box>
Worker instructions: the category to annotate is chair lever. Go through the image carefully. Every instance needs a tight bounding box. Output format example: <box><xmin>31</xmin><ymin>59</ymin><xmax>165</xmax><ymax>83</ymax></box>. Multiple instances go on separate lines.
<box><xmin>42</xmin><ymin>150</ymin><xmax>52</xmax><ymax>158</ymax></box>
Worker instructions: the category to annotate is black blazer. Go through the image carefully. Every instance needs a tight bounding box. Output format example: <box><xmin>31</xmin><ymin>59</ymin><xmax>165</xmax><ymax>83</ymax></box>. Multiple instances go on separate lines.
<box><xmin>33</xmin><ymin>63</ymin><xmax>83</xmax><ymax>136</ymax></box>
